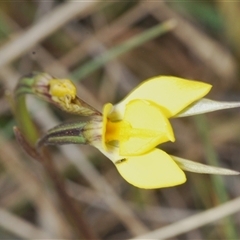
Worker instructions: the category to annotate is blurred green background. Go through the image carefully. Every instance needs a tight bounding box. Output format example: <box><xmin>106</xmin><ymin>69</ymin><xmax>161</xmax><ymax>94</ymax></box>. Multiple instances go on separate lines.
<box><xmin>0</xmin><ymin>1</ymin><xmax>240</xmax><ymax>239</ymax></box>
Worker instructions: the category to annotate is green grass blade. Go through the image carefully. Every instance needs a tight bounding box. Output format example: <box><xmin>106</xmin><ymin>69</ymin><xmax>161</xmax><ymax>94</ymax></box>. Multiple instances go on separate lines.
<box><xmin>72</xmin><ymin>20</ymin><xmax>176</xmax><ymax>81</ymax></box>
<box><xmin>193</xmin><ymin>114</ymin><xmax>238</xmax><ymax>239</ymax></box>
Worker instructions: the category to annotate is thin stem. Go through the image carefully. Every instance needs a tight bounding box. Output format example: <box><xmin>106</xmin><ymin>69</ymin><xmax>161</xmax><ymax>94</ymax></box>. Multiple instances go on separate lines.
<box><xmin>13</xmin><ymin>75</ymin><xmax>39</xmax><ymax>145</ymax></box>
<box><xmin>15</xmin><ymin>95</ymin><xmax>39</xmax><ymax>145</ymax></box>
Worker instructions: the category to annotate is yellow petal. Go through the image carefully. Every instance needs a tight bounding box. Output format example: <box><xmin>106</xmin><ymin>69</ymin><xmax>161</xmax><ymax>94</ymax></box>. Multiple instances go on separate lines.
<box><xmin>109</xmin><ymin>76</ymin><xmax>212</xmax><ymax>120</ymax></box>
<box><xmin>102</xmin><ymin>103</ymin><xmax>113</xmax><ymax>151</ymax></box>
<box><xmin>49</xmin><ymin>79</ymin><xmax>76</xmax><ymax>98</ymax></box>
<box><xmin>120</xmin><ymin>99</ymin><xmax>174</xmax><ymax>155</ymax></box>
<box><xmin>116</xmin><ymin>148</ymin><xmax>186</xmax><ymax>189</ymax></box>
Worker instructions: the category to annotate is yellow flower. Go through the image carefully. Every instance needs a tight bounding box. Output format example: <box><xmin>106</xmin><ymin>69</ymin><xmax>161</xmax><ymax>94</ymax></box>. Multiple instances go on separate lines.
<box><xmin>95</xmin><ymin>76</ymin><xmax>212</xmax><ymax>189</ymax></box>
<box><xmin>30</xmin><ymin>73</ymin><xmax>239</xmax><ymax>189</ymax></box>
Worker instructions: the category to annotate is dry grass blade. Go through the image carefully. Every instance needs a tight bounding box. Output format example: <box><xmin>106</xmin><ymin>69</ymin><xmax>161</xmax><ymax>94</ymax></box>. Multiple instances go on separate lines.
<box><xmin>0</xmin><ymin>135</ymin><xmax>72</xmax><ymax>238</ymax></box>
<box><xmin>66</xmin><ymin>180</ymin><xmax>199</xmax><ymax>224</ymax></box>
<box><xmin>148</xmin><ymin>2</ymin><xmax>237</xmax><ymax>82</ymax></box>
<box><xmin>0</xmin><ymin>0</ymin><xmax>100</xmax><ymax>69</ymax></box>
<box><xmin>129</xmin><ymin>196</ymin><xmax>240</xmax><ymax>240</ymax></box>
<box><xmin>0</xmin><ymin>207</ymin><xmax>53</xmax><ymax>239</ymax></box>
<box><xmin>60</xmin><ymin>1</ymin><xmax>165</xmax><ymax>68</ymax></box>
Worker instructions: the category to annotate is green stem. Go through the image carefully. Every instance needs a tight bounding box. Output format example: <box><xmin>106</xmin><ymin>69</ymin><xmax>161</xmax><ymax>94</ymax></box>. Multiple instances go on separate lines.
<box><xmin>193</xmin><ymin>114</ymin><xmax>238</xmax><ymax>239</ymax></box>
<box><xmin>14</xmin><ymin>74</ymin><xmax>43</xmax><ymax>145</ymax></box>
<box><xmin>15</xmin><ymin>91</ymin><xmax>39</xmax><ymax>146</ymax></box>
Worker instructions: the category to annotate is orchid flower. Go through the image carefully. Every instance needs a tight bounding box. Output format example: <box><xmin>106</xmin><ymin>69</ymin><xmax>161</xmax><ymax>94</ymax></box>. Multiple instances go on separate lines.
<box><xmin>16</xmin><ymin>73</ymin><xmax>240</xmax><ymax>189</ymax></box>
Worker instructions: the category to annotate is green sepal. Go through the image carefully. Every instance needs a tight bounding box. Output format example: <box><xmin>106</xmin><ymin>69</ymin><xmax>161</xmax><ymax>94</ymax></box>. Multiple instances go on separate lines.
<box><xmin>172</xmin><ymin>155</ymin><xmax>239</xmax><ymax>175</ymax></box>
<box><xmin>37</xmin><ymin>121</ymin><xmax>89</xmax><ymax>148</ymax></box>
<box><xmin>176</xmin><ymin>98</ymin><xmax>240</xmax><ymax>117</ymax></box>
